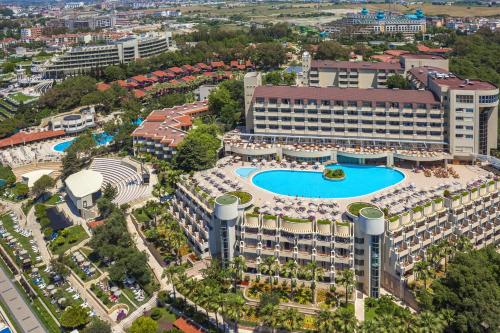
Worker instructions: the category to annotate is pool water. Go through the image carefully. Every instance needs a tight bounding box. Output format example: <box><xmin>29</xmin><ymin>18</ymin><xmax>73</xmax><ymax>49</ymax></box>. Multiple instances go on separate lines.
<box><xmin>53</xmin><ymin>132</ymin><xmax>114</xmax><ymax>152</ymax></box>
<box><xmin>235</xmin><ymin>167</ymin><xmax>258</xmax><ymax>178</ymax></box>
<box><xmin>251</xmin><ymin>164</ymin><xmax>404</xmax><ymax>199</ymax></box>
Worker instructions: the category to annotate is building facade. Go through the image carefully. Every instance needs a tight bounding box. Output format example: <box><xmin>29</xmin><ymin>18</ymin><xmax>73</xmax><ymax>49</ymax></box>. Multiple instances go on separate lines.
<box><xmin>42</xmin><ymin>31</ymin><xmax>173</xmax><ymax>78</ymax></box>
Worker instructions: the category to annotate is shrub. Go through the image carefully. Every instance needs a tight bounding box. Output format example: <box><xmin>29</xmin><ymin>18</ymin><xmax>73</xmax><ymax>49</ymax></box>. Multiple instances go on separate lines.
<box><xmin>323</xmin><ymin>168</ymin><xmax>345</xmax><ymax>180</ymax></box>
<box><xmin>150</xmin><ymin>307</ymin><xmax>162</xmax><ymax>320</ymax></box>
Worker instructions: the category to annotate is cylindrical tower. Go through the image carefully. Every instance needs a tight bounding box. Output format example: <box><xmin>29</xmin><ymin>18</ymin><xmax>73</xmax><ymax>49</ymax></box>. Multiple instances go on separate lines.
<box><xmin>211</xmin><ymin>194</ymin><xmax>239</xmax><ymax>264</ymax></box>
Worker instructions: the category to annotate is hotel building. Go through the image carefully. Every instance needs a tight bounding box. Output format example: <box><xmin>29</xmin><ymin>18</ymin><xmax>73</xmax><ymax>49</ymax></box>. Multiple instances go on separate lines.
<box><xmin>169</xmin><ymin>173</ymin><xmax>500</xmax><ymax>299</ymax></box>
<box><xmin>324</xmin><ymin>9</ymin><xmax>427</xmax><ymax>36</ymax></box>
<box><xmin>42</xmin><ymin>31</ymin><xmax>173</xmax><ymax>78</ymax></box>
<box><xmin>131</xmin><ymin>101</ymin><xmax>209</xmax><ymax>160</ymax></box>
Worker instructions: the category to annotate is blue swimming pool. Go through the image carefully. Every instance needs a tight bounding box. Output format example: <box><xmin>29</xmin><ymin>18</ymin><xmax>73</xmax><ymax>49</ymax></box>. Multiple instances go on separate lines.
<box><xmin>251</xmin><ymin>164</ymin><xmax>405</xmax><ymax>199</ymax></box>
<box><xmin>52</xmin><ymin>132</ymin><xmax>114</xmax><ymax>152</ymax></box>
<box><xmin>235</xmin><ymin>167</ymin><xmax>258</xmax><ymax>178</ymax></box>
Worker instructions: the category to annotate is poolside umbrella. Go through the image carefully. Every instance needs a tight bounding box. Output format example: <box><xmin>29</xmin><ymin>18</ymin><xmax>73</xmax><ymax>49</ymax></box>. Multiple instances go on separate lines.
<box><xmin>32</xmin><ymin>267</ymin><xmax>38</xmax><ymax>273</ymax></box>
<box><xmin>315</xmin><ymin>162</ymin><xmax>321</xmax><ymax>166</ymax></box>
<box><xmin>301</xmin><ymin>162</ymin><xmax>307</xmax><ymax>166</ymax></box>
<box><xmin>58</xmin><ymin>298</ymin><xmax>66</xmax><ymax>305</ymax></box>
<box><xmin>113</xmin><ymin>290</ymin><xmax>122</xmax><ymax>297</ymax></box>
<box><xmin>47</xmin><ymin>285</ymin><xmax>55</xmax><ymax>291</ymax></box>
<box><xmin>83</xmin><ymin>261</ymin><xmax>90</xmax><ymax>267</ymax></box>
<box><xmin>309</xmin><ymin>202</ymin><xmax>317</xmax><ymax>207</ymax></box>
<box><xmin>252</xmin><ymin>159</ymin><xmax>258</xmax><ymax>163</ymax></box>
<box><xmin>89</xmin><ymin>267</ymin><xmax>96</xmax><ymax>273</ymax></box>
<box><xmin>234</xmin><ymin>156</ymin><xmax>241</xmax><ymax>160</ymax></box>
<box><xmin>110</xmin><ymin>286</ymin><xmax>119</xmax><ymax>293</ymax></box>
<box><xmin>50</xmin><ymin>289</ymin><xmax>58</xmax><ymax>296</ymax></box>
<box><xmin>261</xmin><ymin>159</ymin><xmax>266</xmax><ymax>163</ymax></box>
<box><xmin>259</xmin><ymin>208</ymin><xmax>267</xmax><ymax>214</ymax></box>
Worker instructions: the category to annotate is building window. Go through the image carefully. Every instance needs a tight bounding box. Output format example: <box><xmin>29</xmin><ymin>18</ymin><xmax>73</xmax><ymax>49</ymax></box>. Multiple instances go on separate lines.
<box><xmin>479</xmin><ymin>95</ymin><xmax>498</xmax><ymax>104</ymax></box>
<box><xmin>456</xmin><ymin>95</ymin><xmax>474</xmax><ymax>103</ymax></box>
<box><xmin>321</xmin><ymin>100</ymin><xmax>330</xmax><ymax>106</ymax></box>
<box><xmin>294</xmin><ymin>99</ymin><xmax>303</xmax><ymax>105</ymax></box>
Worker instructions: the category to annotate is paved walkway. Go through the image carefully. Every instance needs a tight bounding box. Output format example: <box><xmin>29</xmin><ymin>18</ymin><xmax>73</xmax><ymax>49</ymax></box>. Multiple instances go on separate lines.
<box><xmin>354</xmin><ymin>290</ymin><xmax>366</xmax><ymax>322</ymax></box>
<box><xmin>0</xmin><ymin>265</ymin><xmax>45</xmax><ymax>333</ymax></box>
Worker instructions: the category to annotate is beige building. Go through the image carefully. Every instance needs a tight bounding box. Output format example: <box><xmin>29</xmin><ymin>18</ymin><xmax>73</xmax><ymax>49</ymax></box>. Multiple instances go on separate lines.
<box><xmin>43</xmin><ymin>31</ymin><xmax>173</xmax><ymax>78</ymax></box>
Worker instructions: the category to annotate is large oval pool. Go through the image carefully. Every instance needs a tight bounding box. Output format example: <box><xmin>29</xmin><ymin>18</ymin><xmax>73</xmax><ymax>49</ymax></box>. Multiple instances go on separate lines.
<box><xmin>52</xmin><ymin>133</ymin><xmax>114</xmax><ymax>153</ymax></box>
<box><xmin>251</xmin><ymin>164</ymin><xmax>405</xmax><ymax>199</ymax></box>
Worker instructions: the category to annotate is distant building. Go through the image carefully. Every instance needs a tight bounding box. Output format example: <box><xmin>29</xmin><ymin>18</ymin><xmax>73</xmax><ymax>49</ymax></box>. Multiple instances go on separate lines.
<box><xmin>64</xmin><ymin>2</ymin><xmax>85</xmax><ymax>9</ymax></box>
<box><xmin>42</xmin><ymin>31</ymin><xmax>173</xmax><ymax>78</ymax></box>
<box><xmin>325</xmin><ymin>8</ymin><xmax>427</xmax><ymax>36</ymax></box>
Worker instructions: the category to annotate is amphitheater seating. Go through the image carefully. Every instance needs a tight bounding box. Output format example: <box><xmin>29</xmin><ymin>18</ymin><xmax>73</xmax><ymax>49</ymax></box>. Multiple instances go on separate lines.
<box><xmin>89</xmin><ymin>158</ymin><xmax>151</xmax><ymax>205</ymax></box>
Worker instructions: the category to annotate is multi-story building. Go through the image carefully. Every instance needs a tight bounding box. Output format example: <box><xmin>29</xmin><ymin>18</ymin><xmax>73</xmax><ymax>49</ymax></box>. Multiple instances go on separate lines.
<box><xmin>169</xmin><ymin>173</ymin><xmax>500</xmax><ymax>298</ymax></box>
<box><xmin>131</xmin><ymin>101</ymin><xmax>209</xmax><ymax>160</ymax></box>
<box><xmin>407</xmin><ymin>66</ymin><xmax>499</xmax><ymax>157</ymax></box>
<box><xmin>42</xmin><ymin>31</ymin><xmax>173</xmax><ymax>78</ymax></box>
<box><xmin>324</xmin><ymin>9</ymin><xmax>427</xmax><ymax>36</ymax></box>
<box><xmin>64</xmin><ymin>15</ymin><xmax>115</xmax><ymax>30</ymax></box>
<box><xmin>301</xmin><ymin>52</ymin><xmax>448</xmax><ymax>88</ymax></box>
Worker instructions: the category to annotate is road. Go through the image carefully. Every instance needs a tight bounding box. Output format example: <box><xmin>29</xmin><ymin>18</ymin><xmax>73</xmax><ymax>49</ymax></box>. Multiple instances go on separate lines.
<box><xmin>0</xmin><ymin>265</ymin><xmax>45</xmax><ymax>333</ymax></box>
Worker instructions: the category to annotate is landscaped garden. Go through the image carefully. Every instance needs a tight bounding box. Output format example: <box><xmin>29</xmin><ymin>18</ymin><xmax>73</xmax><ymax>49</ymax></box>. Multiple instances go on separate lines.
<box><xmin>227</xmin><ymin>191</ymin><xmax>252</xmax><ymax>204</ymax></box>
<box><xmin>49</xmin><ymin>225</ymin><xmax>88</xmax><ymax>255</ymax></box>
<box><xmin>347</xmin><ymin>202</ymin><xmax>377</xmax><ymax>216</ymax></box>
<box><xmin>323</xmin><ymin>168</ymin><xmax>345</xmax><ymax>180</ymax></box>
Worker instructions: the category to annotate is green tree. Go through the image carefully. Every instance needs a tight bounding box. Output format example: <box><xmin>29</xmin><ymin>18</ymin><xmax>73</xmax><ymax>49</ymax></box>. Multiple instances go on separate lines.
<box><xmin>82</xmin><ymin>318</ymin><xmax>111</xmax><ymax>333</ymax></box>
<box><xmin>103</xmin><ymin>65</ymin><xmax>126</xmax><ymax>81</ymax></box>
<box><xmin>431</xmin><ymin>247</ymin><xmax>499</xmax><ymax>333</ymax></box>
<box><xmin>251</xmin><ymin>42</ymin><xmax>287</xmax><ymax>69</ymax></box>
<box><xmin>315</xmin><ymin>41</ymin><xmax>350</xmax><ymax>60</ymax></box>
<box><xmin>12</xmin><ymin>182</ymin><xmax>29</xmax><ymax>198</ymax></box>
<box><xmin>387</xmin><ymin>74</ymin><xmax>410</xmax><ymax>89</ymax></box>
<box><xmin>222</xmin><ymin>292</ymin><xmax>246</xmax><ymax>333</ymax></box>
<box><xmin>302</xmin><ymin>261</ymin><xmax>325</xmax><ymax>304</ymax></box>
<box><xmin>102</xmin><ymin>183</ymin><xmax>117</xmax><ymax>200</ymax></box>
<box><xmin>336</xmin><ymin>269</ymin><xmax>355</xmax><ymax>305</ymax></box>
<box><xmin>60</xmin><ymin>305</ymin><xmax>90</xmax><ymax>329</ymax></box>
<box><xmin>280</xmin><ymin>308</ymin><xmax>304</xmax><ymax>332</ymax></box>
<box><xmin>314</xmin><ymin>309</ymin><xmax>337</xmax><ymax>333</ymax></box>
<box><xmin>257</xmin><ymin>291</ymin><xmax>281</xmax><ymax>333</ymax></box>
<box><xmin>173</xmin><ymin>124</ymin><xmax>220</xmax><ymax>172</ymax></box>
<box><xmin>333</xmin><ymin>306</ymin><xmax>357</xmax><ymax>333</ymax></box>
<box><xmin>129</xmin><ymin>316</ymin><xmax>158</xmax><ymax>333</ymax></box>
<box><xmin>31</xmin><ymin>175</ymin><xmax>55</xmax><ymax>198</ymax></box>
<box><xmin>414</xmin><ymin>260</ymin><xmax>432</xmax><ymax>290</ymax></box>
<box><xmin>415</xmin><ymin>311</ymin><xmax>446</xmax><ymax>333</ymax></box>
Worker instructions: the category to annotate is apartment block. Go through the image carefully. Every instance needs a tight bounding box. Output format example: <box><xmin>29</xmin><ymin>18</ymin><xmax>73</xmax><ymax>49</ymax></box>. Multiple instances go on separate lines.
<box><xmin>42</xmin><ymin>32</ymin><xmax>173</xmax><ymax>78</ymax></box>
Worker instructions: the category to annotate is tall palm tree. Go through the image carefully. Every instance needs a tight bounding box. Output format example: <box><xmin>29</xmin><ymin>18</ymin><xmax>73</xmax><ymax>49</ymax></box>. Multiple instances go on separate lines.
<box><xmin>222</xmin><ymin>292</ymin><xmax>246</xmax><ymax>333</ymax></box>
<box><xmin>455</xmin><ymin>235</ymin><xmax>472</xmax><ymax>253</ymax></box>
<box><xmin>358</xmin><ymin>319</ymin><xmax>378</xmax><ymax>333</ymax></box>
<box><xmin>260</xmin><ymin>307</ymin><xmax>282</xmax><ymax>333</ymax></box>
<box><xmin>259</xmin><ymin>256</ymin><xmax>280</xmax><ymax>287</ymax></box>
<box><xmin>162</xmin><ymin>264</ymin><xmax>185</xmax><ymax>300</ymax></box>
<box><xmin>281</xmin><ymin>308</ymin><xmax>304</xmax><ymax>332</ymax></box>
<box><xmin>426</xmin><ymin>244</ymin><xmax>442</xmax><ymax>273</ymax></box>
<box><xmin>303</xmin><ymin>261</ymin><xmax>325</xmax><ymax>304</ymax></box>
<box><xmin>281</xmin><ymin>259</ymin><xmax>299</xmax><ymax>297</ymax></box>
<box><xmin>373</xmin><ymin>313</ymin><xmax>399</xmax><ymax>333</ymax></box>
<box><xmin>415</xmin><ymin>311</ymin><xmax>446</xmax><ymax>333</ymax></box>
<box><xmin>414</xmin><ymin>260</ymin><xmax>432</xmax><ymax>289</ymax></box>
<box><xmin>229</xmin><ymin>256</ymin><xmax>247</xmax><ymax>291</ymax></box>
<box><xmin>333</xmin><ymin>307</ymin><xmax>357</xmax><ymax>333</ymax></box>
<box><xmin>336</xmin><ymin>269</ymin><xmax>355</xmax><ymax>305</ymax></box>
<box><xmin>438</xmin><ymin>240</ymin><xmax>454</xmax><ymax>273</ymax></box>
<box><xmin>314</xmin><ymin>309</ymin><xmax>337</xmax><ymax>333</ymax></box>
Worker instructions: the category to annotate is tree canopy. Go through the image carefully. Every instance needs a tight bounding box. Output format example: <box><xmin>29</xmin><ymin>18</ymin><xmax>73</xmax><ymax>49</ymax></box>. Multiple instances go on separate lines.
<box><xmin>386</xmin><ymin>74</ymin><xmax>410</xmax><ymax>90</ymax></box>
<box><xmin>129</xmin><ymin>316</ymin><xmax>158</xmax><ymax>333</ymax></box>
<box><xmin>173</xmin><ymin>123</ymin><xmax>220</xmax><ymax>172</ymax></box>
<box><xmin>60</xmin><ymin>305</ymin><xmax>90</xmax><ymax>329</ymax></box>
<box><xmin>31</xmin><ymin>175</ymin><xmax>55</xmax><ymax>198</ymax></box>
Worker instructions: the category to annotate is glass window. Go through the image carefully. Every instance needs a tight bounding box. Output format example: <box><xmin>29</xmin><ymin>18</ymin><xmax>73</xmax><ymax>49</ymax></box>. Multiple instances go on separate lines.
<box><xmin>456</xmin><ymin>95</ymin><xmax>473</xmax><ymax>103</ymax></box>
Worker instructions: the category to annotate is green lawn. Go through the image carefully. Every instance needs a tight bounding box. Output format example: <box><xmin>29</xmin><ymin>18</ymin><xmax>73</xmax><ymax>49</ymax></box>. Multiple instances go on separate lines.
<box><xmin>44</xmin><ymin>194</ymin><xmax>62</xmax><ymax>206</ymax></box>
<box><xmin>133</xmin><ymin>209</ymin><xmax>151</xmax><ymax>223</ymax></box>
<box><xmin>49</xmin><ymin>225</ymin><xmax>88</xmax><ymax>255</ymax></box>
<box><xmin>347</xmin><ymin>202</ymin><xmax>376</xmax><ymax>216</ymax></box>
<box><xmin>8</xmin><ymin>92</ymin><xmax>36</xmax><ymax>104</ymax></box>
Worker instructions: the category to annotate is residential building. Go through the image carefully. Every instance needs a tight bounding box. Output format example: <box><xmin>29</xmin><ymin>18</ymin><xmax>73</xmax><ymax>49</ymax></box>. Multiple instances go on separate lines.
<box><xmin>131</xmin><ymin>101</ymin><xmax>209</xmax><ymax>160</ymax></box>
<box><xmin>42</xmin><ymin>31</ymin><xmax>173</xmax><ymax>78</ymax></box>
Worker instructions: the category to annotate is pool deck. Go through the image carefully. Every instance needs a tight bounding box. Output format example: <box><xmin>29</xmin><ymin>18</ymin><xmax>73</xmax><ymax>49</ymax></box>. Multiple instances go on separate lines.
<box><xmin>220</xmin><ymin>160</ymin><xmax>490</xmax><ymax>212</ymax></box>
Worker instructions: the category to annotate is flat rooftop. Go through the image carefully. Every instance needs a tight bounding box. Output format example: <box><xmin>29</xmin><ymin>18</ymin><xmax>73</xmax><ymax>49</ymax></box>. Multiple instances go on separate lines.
<box><xmin>311</xmin><ymin>60</ymin><xmax>402</xmax><ymax>71</ymax></box>
<box><xmin>253</xmin><ymin>85</ymin><xmax>439</xmax><ymax>104</ymax></box>
<box><xmin>409</xmin><ymin>66</ymin><xmax>498</xmax><ymax>91</ymax></box>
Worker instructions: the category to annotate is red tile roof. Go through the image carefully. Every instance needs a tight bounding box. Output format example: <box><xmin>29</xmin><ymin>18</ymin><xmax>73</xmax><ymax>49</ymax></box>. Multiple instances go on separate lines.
<box><xmin>417</xmin><ymin>44</ymin><xmax>452</xmax><ymax>54</ymax></box>
<box><xmin>96</xmin><ymin>82</ymin><xmax>111</xmax><ymax>91</ymax></box>
<box><xmin>401</xmin><ymin>54</ymin><xmax>446</xmax><ymax>60</ymax></box>
<box><xmin>87</xmin><ymin>220</ymin><xmax>105</xmax><ymax>229</ymax></box>
<box><xmin>168</xmin><ymin>67</ymin><xmax>184</xmax><ymax>74</ymax></box>
<box><xmin>181</xmin><ymin>76</ymin><xmax>196</xmax><ymax>82</ymax></box>
<box><xmin>384</xmin><ymin>50</ymin><xmax>409</xmax><ymax>57</ymax></box>
<box><xmin>196</xmin><ymin>63</ymin><xmax>211</xmax><ymax>70</ymax></box>
<box><xmin>133</xmin><ymin>89</ymin><xmax>146</xmax><ymax>98</ymax></box>
<box><xmin>0</xmin><ymin>130</ymin><xmax>66</xmax><ymax>149</ymax></box>
<box><xmin>211</xmin><ymin>61</ymin><xmax>225</xmax><ymax>68</ymax></box>
<box><xmin>253</xmin><ymin>85</ymin><xmax>439</xmax><ymax>104</ymax></box>
<box><xmin>173</xmin><ymin>318</ymin><xmax>203</xmax><ymax>333</ymax></box>
<box><xmin>311</xmin><ymin>60</ymin><xmax>402</xmax><ymax>71</ymax></box>
<box><xmin>132</xmin><ymin>101</ymin><xmax>209</xmax><ymax>148</ymax></box>
<box><xmin>131</xmin><ymin>75</ymin><xmax>150</xmax><ymax>83</ymax></box>
<box><xmin>370</xmin><ymin>55</ymin><xmax>398</xmax><ymax>63</ymax></box>
<box><xmin>152</xmin><ymin>70</ymin><xmax>169</xmax><ymax>77</ymax></box>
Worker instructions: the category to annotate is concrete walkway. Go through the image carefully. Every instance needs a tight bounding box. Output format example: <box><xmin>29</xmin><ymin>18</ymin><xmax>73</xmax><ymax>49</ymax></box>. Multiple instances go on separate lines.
<box><xmin>0</xmin><ymin>265</ymin><xmax>45</xmax><ymax>333</ymax></box>
<box><xmin>354</xmin><ymin>290</ymin><xmax>366</xmax><ymax>322</ymax></box>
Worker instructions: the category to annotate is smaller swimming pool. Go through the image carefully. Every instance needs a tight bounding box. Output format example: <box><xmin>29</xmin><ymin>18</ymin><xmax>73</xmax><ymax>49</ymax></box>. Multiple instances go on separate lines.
<box><xmin>52</xmin><ymin>132</ymin><xmax>114</xmax><ymax>153</ymax></box>
<box><xmin>235</xmin><ymin>167</ymin><xmax>258</xmax><ymax>178</ymax></box>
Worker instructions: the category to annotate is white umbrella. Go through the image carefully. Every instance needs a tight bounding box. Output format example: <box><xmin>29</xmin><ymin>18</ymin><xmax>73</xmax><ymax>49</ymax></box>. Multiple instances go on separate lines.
<box><xmin>301</xmin><ymin>162</ymin><xmax>307</xmax><ymax>166</ymax></box>
<box><xmin>47</xmin><ymin>285</ymin><xmax>55</xmax><ymax>291</ymax></box>
<box><xmin>110</xmin><ymin>286</ymin><xmax>119</xmax><ymax>292</ymax></box>
<box><xmin>252</xmin><ymin>159</ymin><xmax>258</xmax><ymax>163</ymax></box>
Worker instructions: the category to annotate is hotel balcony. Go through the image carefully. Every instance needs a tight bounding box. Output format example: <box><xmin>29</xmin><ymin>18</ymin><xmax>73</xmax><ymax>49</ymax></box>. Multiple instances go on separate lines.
<box><xmin>395</xmin><ymin>243</ymin><xmax>409</xmax><ymax>257</ymax></box>
<box><xmin>335</xmin><ymin>254</ymin><xmax>351</xmax><ymax>265</ymax></box>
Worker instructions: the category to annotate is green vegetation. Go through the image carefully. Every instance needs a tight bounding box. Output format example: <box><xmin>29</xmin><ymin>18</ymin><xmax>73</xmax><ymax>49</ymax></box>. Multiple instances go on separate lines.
<box><xmin>282</xmin><ymin>216</ymin><xmax>310</xmax><ymax>223</ymax></box>
<box><xmin>263</xmin><ymin>214</ymin><xmax>276</xmax><ymax>220</ymax></box>
<box><xmin>262</xmin><ymin>70</ymin><xmax>296</xmax><ymax>86</ymax></box>
<box><xmin>60</xmin><ymin>305</ymin><xmax>90</xmax><ymax>329</ymax></box>
<box><xmin>208</xmin><ymin>79</ymin><xmax>244</xmax><ymax>131</ymax></box>
<box><xmin>323</xmin><ymin>168</ymin><xmax>345</xmax><ymax>180</ymax></box>
<box><xmin>49</xmin><ymin>225</ymin><xmax>88</xmax><ymax>255</ymax></box>
<box><xmin>389</xmin><ymin>215</ymin><xmax>400</xmax><ymax>223</ymax></box>
<box><xmin>412</xmin><ymin>206</ymin><xmax>423</xmax><ymax>213</ymax></box>
<box><xmin>386</xmin><ymin>74</ymin><xmax>410</xmax><ymax>89</ymax></box>
<box><xmin>173</xmin><ymin>124</ymin><xmax>221</xmax><ymax>172</ymax></box>
<box><xmin>434</xmin><ymin>197</ymin><xmax>443</xmax><ymax>204</ymax></box>
<box><xmin>347</xmin><ymin>202</ymin><xmax>376</xmax><ymax>216</ymax></box>
<box><xmin>317</xmin><ymin>219</ymin><xmax>331</xmax><ymax>225</ymax></box>
<box><xmin>227</xmin><ymin>191</ymin><xmax>252</xmax><ymax>204</ymax></box>
<box><xmin>31</xmin><ymin>175</ymin><xmax>55</xmax><ymax>199</ymax></box>
<box><xmin>8</xmin><ymin>92</ymin><xmax>36</xmax><ymax>104</ymax></box>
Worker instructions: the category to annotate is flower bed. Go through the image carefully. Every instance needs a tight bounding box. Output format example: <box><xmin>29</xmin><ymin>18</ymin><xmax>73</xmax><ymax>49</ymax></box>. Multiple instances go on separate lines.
<box><xmin>227</xmin><ymin>191</ymin><xmax>252</xmax><ymax>204</ymax></box>
<box><xmin>323</xmin><ymin>168</ymin><xmax>345</xmax><ymax>181</ymax></box>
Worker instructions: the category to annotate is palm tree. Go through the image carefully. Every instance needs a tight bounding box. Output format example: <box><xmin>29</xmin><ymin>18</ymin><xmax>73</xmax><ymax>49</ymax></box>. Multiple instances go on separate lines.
<box><xmin>199</xmin><ymin>284</ymin><xmax>221</xmax><ymax>325</ymax></box>
<box><xmin>260</xmin><ymin>307</ymin><xmax>281</xmax><ymax>333</ymax></box>
<box><xmin>426</xmin><ymin>244</ymin><xmax>442</xmax><ymax>273</ymax></box>
<box><xmin>162</xmin><ymin>264</ymin><xmax>185</xmax><ymax>300</ymax></box>
<box><xmin>229</xmin><ymin>256</ymin><xmax>247</xmax><ymax>291</ymax></box>
<box><xmin>259</xmin><ymin>256</ymin><xmax>280</xmax><ymax>287</ymax></box>
<box><xmin>415</xmin><ymin>311</ymin><xmax>446</xmax><ymax>333</ymax></box>
<box><xmin>373</xmin><ymin>313</ymin><xmax>399</xmax><ymax>333</ymax></box>
<box><xmin>333</xmin><ymin>307</ymin><xmax>357</xmax><ymax>333</ymax></box>
<box><xmin>414</xmin><ymin>260</ymin><xmax>432</xmax><ymax>289</ymax></box>
<box><xmin>438</xmin><ymin>240</ymin><xmax>454</xmax><ymax>273</ymax></box>
<box><xmin>281</xmin><ymin>308</ymin><xmax>304</xmax><ymax>332</ymax></box>
<box><xmin>336</xmin><ymin>269</ymin><xmax>355</xmax><ymax>305</ymax></box>
<box><xmin>302</xmin><ymin>261</ymin><xmax>325</xmax><ymax>304</ymax></box>
<box><xmin>455</xmin><ymin>235</ymin><xmax>472</xmax><ymax>253</ymax></box>
<box><xmin>358</xmin><ymin>319</ymin><xmax>378</xmax><ymax>333</ymax></box>
<box><xmin>222</xmin><ymin>292</ymin><xmax>246</xmax><ymax>333</ymax></box>
<box><xmin>314</xmin><ymin>309</ymin><xmax>336</xmax><ymax>333</ymax></box>
<box><xmin>281</xmin><ymin>259</ymin><xmax>299</xmax><ymax>297</ymax></box>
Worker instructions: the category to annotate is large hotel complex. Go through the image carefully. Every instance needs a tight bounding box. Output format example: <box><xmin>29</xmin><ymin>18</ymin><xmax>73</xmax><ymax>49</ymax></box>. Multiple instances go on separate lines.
<box><xmin>132</xmin><ymin>51</ymin><xmax>500</xmax><ymax>300</ymax></box>
<box><xmin>42</xmin><ymin>31</ymin><xmax>173</xmax><ymax>78</ymax></box>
